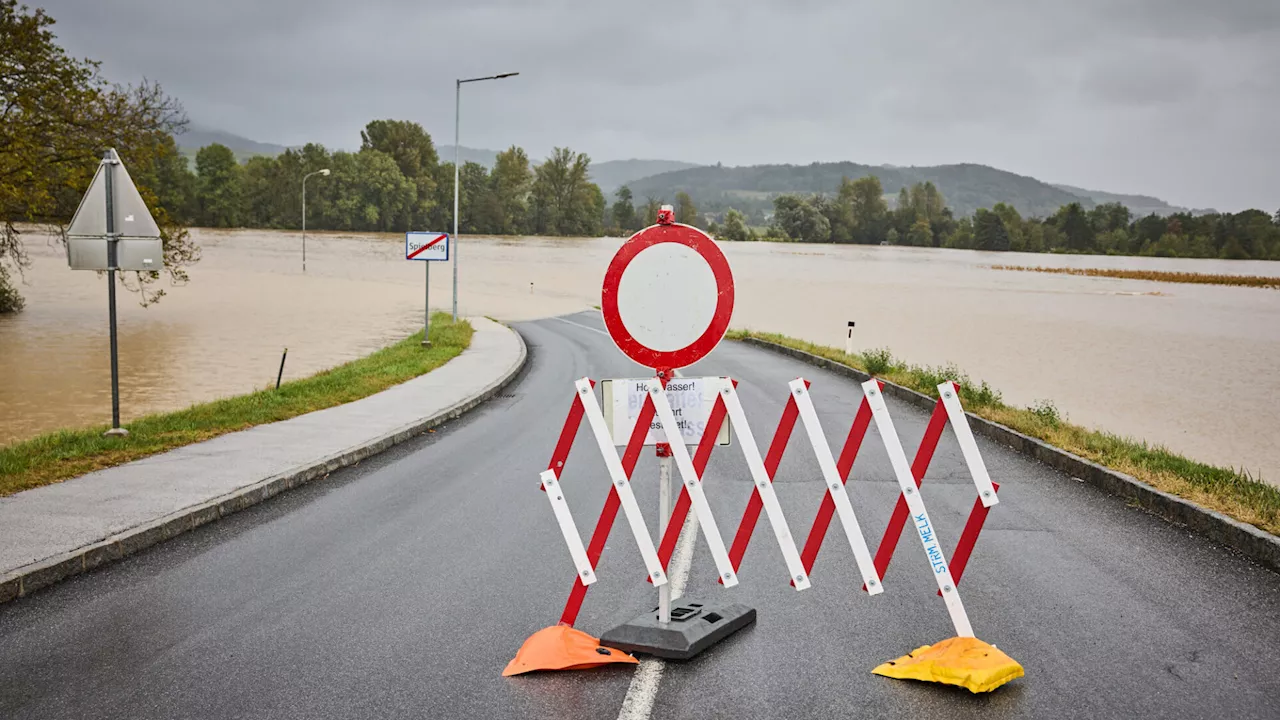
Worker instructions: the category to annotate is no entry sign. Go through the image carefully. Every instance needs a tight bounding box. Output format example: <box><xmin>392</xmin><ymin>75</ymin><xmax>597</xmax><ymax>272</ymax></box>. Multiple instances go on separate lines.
<box><xmin>601</xmin><ymin>223</ymin><xmax>734</xmax><ymax>370</ymax></box>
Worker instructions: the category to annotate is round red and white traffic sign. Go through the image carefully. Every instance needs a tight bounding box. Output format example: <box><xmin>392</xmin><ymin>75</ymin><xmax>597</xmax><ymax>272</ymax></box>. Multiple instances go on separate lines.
<box><xmin>601</xmin><ymin>223</ymin><xmax>734</xmax><ymax>371</ymax></box>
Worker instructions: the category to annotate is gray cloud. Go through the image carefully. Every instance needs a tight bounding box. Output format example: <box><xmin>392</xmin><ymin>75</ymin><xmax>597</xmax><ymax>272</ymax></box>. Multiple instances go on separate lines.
<box><xmin>37</xmin><ymin>0</ymin><xmax>1280</xmax><ymax>211</ymax></box>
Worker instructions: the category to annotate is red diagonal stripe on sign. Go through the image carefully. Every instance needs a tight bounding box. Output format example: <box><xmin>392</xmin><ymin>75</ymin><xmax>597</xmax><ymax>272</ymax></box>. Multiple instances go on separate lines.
<box><xmin>407</xmin><ymin>233</ymin><xmax>447</xmax><ymax>259</ymax></box>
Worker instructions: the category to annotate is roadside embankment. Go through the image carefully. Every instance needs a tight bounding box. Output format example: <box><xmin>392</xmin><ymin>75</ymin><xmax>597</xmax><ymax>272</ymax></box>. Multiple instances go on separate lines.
<box><xmin>728</xmin><ymin>329</ymin><xmax>1280</xmax><ymax>551</ymax></box>
<box><xmin>0</xmin><ymin>313</ymin><xmax>471</xmax><ymax>497</ymax></box>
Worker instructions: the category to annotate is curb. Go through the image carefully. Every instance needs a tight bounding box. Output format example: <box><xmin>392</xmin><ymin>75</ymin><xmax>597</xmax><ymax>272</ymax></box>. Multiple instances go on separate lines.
<box><xmin>0</xmin><ymin>325</ymin><xmax>529</xmax><ymax>606</ymax></box>
<box><xmin>739</xmin><ymin>335</ymin><xmax>1280</xmax><ymax>575</ymax></box>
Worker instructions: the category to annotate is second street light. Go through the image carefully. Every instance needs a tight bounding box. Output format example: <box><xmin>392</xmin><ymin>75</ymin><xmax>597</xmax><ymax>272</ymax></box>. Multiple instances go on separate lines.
<box><xmin>302</xmin><ymin>168</ymin><xmax>330</xmax><ymax>272</ymax></box>
<box><xmin>452</xmin><ymin>71</ymin><xmax>519</xmax><ymax>321</ymax></box>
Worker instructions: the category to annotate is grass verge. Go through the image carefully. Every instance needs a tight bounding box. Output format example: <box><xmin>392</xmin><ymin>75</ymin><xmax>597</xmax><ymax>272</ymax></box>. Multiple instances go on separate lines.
<box><xmin>990</xmin><ymin>264</ymin><xmax>1280</xmax><ymax>289</ymax></box>
<box><xmin>726</xmin><ymin>329</ymin><xmax>1280</xmax><ymax>536</ymax></box>
<box><xmin>0</xmin><ymin>313</ymin><xmax>473</xmax><ymax>497</ymax></box>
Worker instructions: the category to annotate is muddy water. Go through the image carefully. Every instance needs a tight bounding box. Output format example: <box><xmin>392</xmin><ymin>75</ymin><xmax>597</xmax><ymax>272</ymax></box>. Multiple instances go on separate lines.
<box><xmin>2</xmin><ymin>228</ymin><xmax>1278</xmax><ymax>485</ymax></box>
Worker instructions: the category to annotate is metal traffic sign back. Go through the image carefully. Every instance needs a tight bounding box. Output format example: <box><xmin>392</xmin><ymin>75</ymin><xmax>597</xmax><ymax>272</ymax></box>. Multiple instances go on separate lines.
<box><xmin>406</xmin><ymin>232</ymin><xmax>450</xmax><ymax>261</ymax></box>
<box><xmin>601</xmin><ymin>219</ymin><xmax>734</xmax><ymax>371</ymax></box>
<box><xmin>66</xmin><ymin>149</ymin><xmax>163</xmax><ymax>272</ymax></box>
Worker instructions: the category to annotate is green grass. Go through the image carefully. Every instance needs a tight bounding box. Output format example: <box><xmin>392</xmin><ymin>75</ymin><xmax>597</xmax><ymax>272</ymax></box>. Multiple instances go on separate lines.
<box><xmin>0</xmin><ymin>314</ymin><xmax>472</xmax><ymax>497</ymax></box>
<box><xmin>726</xmin><ymin>329</ymin><xmax>1280</xmax><ymax>536</ymax></box>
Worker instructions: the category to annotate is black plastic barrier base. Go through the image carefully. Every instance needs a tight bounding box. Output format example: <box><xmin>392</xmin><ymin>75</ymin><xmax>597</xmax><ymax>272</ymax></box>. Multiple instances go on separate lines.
<box><xmin>600</xmin><ymin>601</ymin><xmax>756</xmax><ymax>660</ymax></box>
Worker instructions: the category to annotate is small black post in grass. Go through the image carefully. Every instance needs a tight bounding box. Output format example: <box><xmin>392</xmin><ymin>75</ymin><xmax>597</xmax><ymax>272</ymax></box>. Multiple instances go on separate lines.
<box><xmin>276</xmin><ymin>348</ymin><xmax>288</xmax><ymax>390</ymax></box>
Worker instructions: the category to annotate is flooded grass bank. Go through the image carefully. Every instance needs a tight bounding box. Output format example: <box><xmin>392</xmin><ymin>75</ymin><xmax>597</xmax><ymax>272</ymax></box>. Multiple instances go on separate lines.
<box><xmin>0</xmin><ymin>314</ymin><xmax>471</xmax><ymax>496</ymax></box>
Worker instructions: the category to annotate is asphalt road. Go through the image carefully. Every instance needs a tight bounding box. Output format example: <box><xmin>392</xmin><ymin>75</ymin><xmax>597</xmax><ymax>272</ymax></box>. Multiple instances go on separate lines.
<box><xmin>2</xmin><ymin>310</ymin><xmax>1278</xmax><ymax>719</ymax></box>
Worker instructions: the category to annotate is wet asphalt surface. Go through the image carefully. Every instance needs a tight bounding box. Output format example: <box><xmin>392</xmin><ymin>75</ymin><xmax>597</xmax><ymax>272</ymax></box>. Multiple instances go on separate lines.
<box><xmin>2</xmin><ymin>310</ymin><xmax>1279</xmax><ymax>719</ymax></box>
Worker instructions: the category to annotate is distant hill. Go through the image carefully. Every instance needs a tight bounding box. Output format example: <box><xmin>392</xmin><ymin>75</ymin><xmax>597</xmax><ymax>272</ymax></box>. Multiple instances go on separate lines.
<box><xmin>1051</xmin><ymin>183</ymin><xmax>1213</xmax><ymax>217</ymax></box>
<box><xmin>626</xmin><ymin>162</ymin><xmax>1095</xmax><ymax>218</ymax></box>
<box><xmin>589</xmin><ymin>160</ymin><xmax>702</xmax><ymax>195</ymax></box>
<box><xmin>174</xmin><ymin>124</ymin><xmax>290</xmax><ymax>164</ymax></box>
<box><xmin>436</xmin><ymin>145</ymin><xmax>500</xmax><ymax>168</ymax></box>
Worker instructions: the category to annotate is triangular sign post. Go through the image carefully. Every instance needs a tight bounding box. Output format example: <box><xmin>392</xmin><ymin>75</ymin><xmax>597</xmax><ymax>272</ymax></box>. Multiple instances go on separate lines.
<box><xmin>65</xmin><ymin>149</ymin><xmax>164</xmax><ymax>437</ymax></box>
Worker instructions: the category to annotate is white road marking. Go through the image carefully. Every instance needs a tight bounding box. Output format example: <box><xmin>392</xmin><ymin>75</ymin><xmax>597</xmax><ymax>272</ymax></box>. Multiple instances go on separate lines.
<box><xmin>616</xmin><ymin>511</ymin><xmax>700</xmax><ymax>720</ymax></box>
<box><xmin>551</xmin><ymin>315</ymin><xmax>610</xmax><ymax>336</ymax></box>
<box><xmin>618</xmin><ymin>363</ymin><xmax>695</xmax><ymax>720</ymax></box>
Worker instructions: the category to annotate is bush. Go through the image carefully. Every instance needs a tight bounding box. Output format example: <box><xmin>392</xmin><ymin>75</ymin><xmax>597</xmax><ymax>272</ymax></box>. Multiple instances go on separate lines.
<box><xmin>0</xmin><ymin>265</ymin><xmax>24</xmax><ymax>314</ymax></box>
<box><xmin>1030</xmin><ymin>399</ymin><xmax>1063</xmax><ymax>427</ymax></box>
<box><xmin>861</xmin><ymin>347</ymin><xmax>898</xmax><ymax>375</ymax></box>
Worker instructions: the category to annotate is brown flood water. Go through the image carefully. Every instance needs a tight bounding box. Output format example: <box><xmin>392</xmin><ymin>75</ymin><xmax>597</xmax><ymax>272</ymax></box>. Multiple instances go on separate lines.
<box><xmin>2</xmin><ymin>228</ymin><xmax>1279</xmax><ymax>486</ymax></box>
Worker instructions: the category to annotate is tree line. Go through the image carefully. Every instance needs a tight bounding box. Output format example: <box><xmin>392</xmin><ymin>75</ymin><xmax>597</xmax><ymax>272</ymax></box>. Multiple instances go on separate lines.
<box><xmin>172</xmin><ymin>122</ymin><xmax>609</xmax><ymax>238</ymax></box>
<box><xmin>698</xmin><ymin>177</ymin><xmax>1280</xmax><ymax>260</ymax></box>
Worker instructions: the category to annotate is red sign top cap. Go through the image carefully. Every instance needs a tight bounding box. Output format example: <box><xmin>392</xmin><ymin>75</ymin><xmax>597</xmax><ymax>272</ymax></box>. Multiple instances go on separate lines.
<box><xmin>601</xmin><ymin>223</ymin><xmax>734</xmax><ymax>371</ymax></box>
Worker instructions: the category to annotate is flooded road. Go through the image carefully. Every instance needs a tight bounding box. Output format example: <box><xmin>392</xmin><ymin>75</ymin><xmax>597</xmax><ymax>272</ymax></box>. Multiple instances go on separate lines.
<box><xmin>2</xmin><ymin>228</ymin><xmax>1278</xmax><ymax>485</ymax></box>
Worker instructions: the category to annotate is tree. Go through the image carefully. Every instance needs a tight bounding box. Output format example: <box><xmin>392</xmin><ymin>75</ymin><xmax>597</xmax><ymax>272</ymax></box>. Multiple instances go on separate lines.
<box><xmin>718</xmin><ymin>208</ymin><xmax>753</xmax><ymax>242</ymax></box>
<box><xmin>991</xmin><ymin>203</ymin><xmax>1023</xmax><ymax>249</ymax></box>
<box><xmin>527</xmin><ymin>147</ymin><xmax>602</xmax><ymax>236</ymax></box>
<box><xmin>773</xmin><ymin>195</ymin><xmax>830</xmax><ymax>243</ymax></box>
<box><xmin>490</xmin><ymin>146</ymin><xmax>530</xmax><ymax>234</ymax></box>
<box><xmin>840</xmin><ymin>176</ymin><xmax>889</xmax><ymax>244</ymax></box>
<box><xmin>611</xmin><ymin>186</ymin><xmax>638</xmax><ymax>233</ymax></box>
<box><xmin>1053</xmin><ymin>202</ymin><xmax>1095</xmax><ymax>252</ymax></box>
<box><xmin>642</xmin><ymin>197</ymin><xmax>662</xmax><ymax>227</ymax></box>
<box><xmin>360</xmin><ymin>120</ymin><xmax>438</xmax><ymax>180</ymax></box>
<box><xmin>675</xmin><ymin>191</ymin><xmax>698</xmax><ymax>226</ymax></box>
<box><xmin>906</xmin><ymin>218</ymin><xmax>932</xmax><ymax>247</ymax></box>
<box><xmin>1089</xmin><ymin>202</ymin><xmax>1132</xmax><ymax>234</ymax></box>
<box><xmin>974</xmin><ymin>208</ymin><xmax>1011</xmax><ymax>251</ymax></box>
<box><xmin>459</xmin><ymin>161</ymin><xmax>495</xmax><ymax>233</ymax></box>
<box><xmin>195</xmin><ymin>144</ymin><xmax>243</xmax><ymax>228</ymax></box>
<box><xmin>360</xmin><ymin>119</ymin><xmax>437</xmax><ymax>228</ymax></box>
<box><xmin>1</xmin><ymin>1</ymin><xmax>197</xmax><ymax>312</ymax></box>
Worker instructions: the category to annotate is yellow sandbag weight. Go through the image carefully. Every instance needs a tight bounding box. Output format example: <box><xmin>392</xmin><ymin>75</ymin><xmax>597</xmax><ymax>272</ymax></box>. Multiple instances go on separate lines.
<box><xmin>872</xmin><ymin>636</ymin><xmax>1023</xmax><ymax>693</ymax></box>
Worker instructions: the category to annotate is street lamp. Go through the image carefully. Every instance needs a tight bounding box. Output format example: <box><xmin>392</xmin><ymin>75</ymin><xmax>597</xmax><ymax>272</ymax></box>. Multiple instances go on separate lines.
<box><xmin>302</xmin><ymin>168</ymin><xmax>331</xmax><ymax>272</ymax></box>
<box><xmin>453</xmin><ymin>71</ymin><xmax>519</xmax><ymax>320</ymax></box>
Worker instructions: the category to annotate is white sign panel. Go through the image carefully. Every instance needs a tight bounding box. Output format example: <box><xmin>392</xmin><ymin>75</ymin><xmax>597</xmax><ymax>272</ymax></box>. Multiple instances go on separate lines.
<box><xmin>406</xmin><ymin>232</ymin><xmax>449</xmax><ymax>261</ymax></box>
<box><xmin>602</xmin><ymin>377</ymin><xmax>730</xmax><ymax>447</ymax></box>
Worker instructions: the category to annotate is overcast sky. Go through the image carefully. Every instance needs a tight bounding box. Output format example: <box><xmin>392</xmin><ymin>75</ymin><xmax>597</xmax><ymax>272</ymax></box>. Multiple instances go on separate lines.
<box><xmin>39</xmin><ymin>0</ymin><xmax>1280</xmax><ymax>211</ymax></box>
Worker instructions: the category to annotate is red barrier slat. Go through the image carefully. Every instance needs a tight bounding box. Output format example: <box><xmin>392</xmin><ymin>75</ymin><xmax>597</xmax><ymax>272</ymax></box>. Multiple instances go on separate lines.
<box><xmin>726</xmin><ymin>386</ymin><xmax>802</xmax><ymax>574</ymax></box>
<box><xmin>938</xmin><ymin>481</ymin><xmax>999</xmax><ymax>594</ymax></box>
<box><xmin>558</xmin><ymin>390</ymin><xmax>656</xmax><ymax>627</ymax></box>
<box><xmin>797</xmin><ymin>395</ymin><xmax>874</xmax><ymax>576</ymax></box>
<box><xmin>541</xmin><ymin>381</ymin><xmax>593</xmax><ymax>490</ymax></box>
<box><xmin>863</xmin><ymin>397</ymin><xmax>949</xmax><ymax>589</ymax></box>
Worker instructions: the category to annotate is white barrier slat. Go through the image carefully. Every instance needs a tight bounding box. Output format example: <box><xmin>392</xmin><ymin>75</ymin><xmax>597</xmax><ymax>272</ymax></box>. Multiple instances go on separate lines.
<box><xmin>647</xmin><ymin>379</ymin><xmax>739</xmax><ymax>588</ymax></box>
<box><xmin>717</xmin><ymin>378</ymin><xmax>810</xmax><ymax>590</ymax></box>
<box><xmin>862</xmin><ymin>380</ymin><xmax>974</xmax><ymax>637</ymax></box>
<box><xmin>576</xmin><ymin>377</ymin><xmax>668</xmax><ymax>587</ymax></box>
<box><xmin>937</xmin><ymin>382</ymin><xmax>999</xmax><ymax>508</ymax></box>
<box><xmin>540</xmin><ymin>470</ymin><xmax>597</xmax><ymax>585</ymax></box>
<box><xmin>789</xmin><ymin>379</ymin><xmax>884</xmax><ymax>596</ymax></box>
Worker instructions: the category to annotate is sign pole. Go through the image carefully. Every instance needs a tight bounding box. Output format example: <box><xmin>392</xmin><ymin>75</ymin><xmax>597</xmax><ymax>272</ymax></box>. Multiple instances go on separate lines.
<box><xmin>103</xmin><ymin>150</ymin><xmax>127</xmax><ymax>437</ymax></box>
<box><xmin>657</xmin><ymin>451</ymin><xmax>672</xmax><ymax>624</ymax></box>
<box><xmin>422</xmin><ymin>260</ymin><xmax>432</xmax><ymax>347</ymax></box>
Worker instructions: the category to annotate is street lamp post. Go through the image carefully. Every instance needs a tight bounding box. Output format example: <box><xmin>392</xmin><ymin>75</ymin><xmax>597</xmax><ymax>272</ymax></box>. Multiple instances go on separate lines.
<box><xmin>453</xmin><ymin>71</ymin><xmax>519</xmax><ymax>321</ymax></box>
<box><xmin>302</xmin><ymin>168</ymin><xmax>331</xmax><ymax>272</ymax></box>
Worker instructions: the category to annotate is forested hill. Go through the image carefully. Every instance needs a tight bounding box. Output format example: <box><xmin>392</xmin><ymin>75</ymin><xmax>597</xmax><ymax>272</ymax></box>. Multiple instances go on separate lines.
<box><xmin>625</xmin><ymin>162</ymin><xmax>1095</xmax><ymax>218</ymax></box>
<box><xmin>1050</xmin><ymin>183</ymin><xmax>1208</xmax><ymax>217</ymax></box>
<box><xmin>589</xmin><ymin>159</ymin><xmax>701</xmax><ymax>194</ymax></box>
